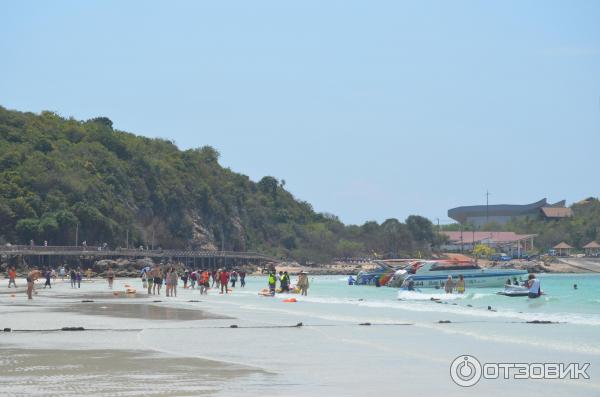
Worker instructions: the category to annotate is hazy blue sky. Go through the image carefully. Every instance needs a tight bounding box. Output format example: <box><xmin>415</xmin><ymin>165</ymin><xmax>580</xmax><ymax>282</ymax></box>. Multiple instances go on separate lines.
<box><xmin>1</xmin><ymin>0</ymin><xmax>599</xmax><ymax>225</ymax></box>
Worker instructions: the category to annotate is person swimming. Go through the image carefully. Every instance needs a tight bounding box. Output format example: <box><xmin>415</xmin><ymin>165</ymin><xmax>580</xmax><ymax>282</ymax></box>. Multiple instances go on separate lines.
<box><xmin>573</xmin><ymin>283</ymin><xmax>578</xmax><ymax>290</ymax></box>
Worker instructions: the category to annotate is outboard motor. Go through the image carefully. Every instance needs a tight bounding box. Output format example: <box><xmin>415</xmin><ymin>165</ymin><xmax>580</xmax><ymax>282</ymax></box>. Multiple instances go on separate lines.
<box><xmin>387</xmin><ymin>269</ymin><xmax>408</xmax><ymax>287</ymax></box>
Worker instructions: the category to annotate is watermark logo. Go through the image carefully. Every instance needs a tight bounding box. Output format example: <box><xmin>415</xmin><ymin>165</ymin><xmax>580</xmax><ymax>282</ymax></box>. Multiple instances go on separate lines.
<box><xmin>450</xmin><ymin>355</ymin><xmax>590</xmax><ymax>387</ymax></box>
<box><xmin>450</xmin><ymin>355</ymin><xmax>482</xmax><ymax>387</ymax></box>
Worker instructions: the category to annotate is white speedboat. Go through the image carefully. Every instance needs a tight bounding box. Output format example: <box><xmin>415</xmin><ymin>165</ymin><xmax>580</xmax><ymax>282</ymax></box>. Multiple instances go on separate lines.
<box><xmin>389</xmin><ymin>260</ymin><xmax>527</xmax><ymax>289</ymax></box>
<box><xmin>497</xmin><ymin>284</ymin><xmax>530</xmax><ymax>297</ymax></box>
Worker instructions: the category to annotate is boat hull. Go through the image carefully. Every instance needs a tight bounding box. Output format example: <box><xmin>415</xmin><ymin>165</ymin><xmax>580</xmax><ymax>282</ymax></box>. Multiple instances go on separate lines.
<box><xmin>408</xmin><ymin>270</ymin><xmax>527</xmax><ymax>289</ymax></box>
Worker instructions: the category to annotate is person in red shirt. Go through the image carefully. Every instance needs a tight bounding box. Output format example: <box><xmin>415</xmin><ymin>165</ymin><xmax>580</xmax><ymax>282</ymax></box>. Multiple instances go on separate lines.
<box><xmin>8</xmin><ymin>267</ymin><xmax>17</xmax><ymax>288</ymax></box>
<box><xmin>220</xmin><ymin>270</ymin><xmax>230</xmax><ymax>294</ymax></box>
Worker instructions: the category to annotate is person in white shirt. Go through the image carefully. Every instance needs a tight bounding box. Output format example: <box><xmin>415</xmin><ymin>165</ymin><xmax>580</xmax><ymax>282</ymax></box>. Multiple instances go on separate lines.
<box><xmin>527</xmin><ymin>274</ymin><xmax>541</xmax><ymax>298</ymax></box>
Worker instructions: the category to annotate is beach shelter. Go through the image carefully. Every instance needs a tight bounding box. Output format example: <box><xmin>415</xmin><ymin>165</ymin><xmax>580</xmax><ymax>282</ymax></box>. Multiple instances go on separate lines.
<box><xmin>583</xmin><ymin>241</ymin><xmax>600</xmax><ymax>257</ymax></box>
<box><xmin>553</xmin><ymin>241</ymin><xmax>573</xmax><ymax>257</ymax></box>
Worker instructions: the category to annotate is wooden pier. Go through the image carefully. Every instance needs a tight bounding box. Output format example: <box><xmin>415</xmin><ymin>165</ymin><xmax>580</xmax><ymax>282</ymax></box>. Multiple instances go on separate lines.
<box><xmin>0</xmin><ymin>245</ymin><xmax>277</xmax><ymax>269</ymax></box>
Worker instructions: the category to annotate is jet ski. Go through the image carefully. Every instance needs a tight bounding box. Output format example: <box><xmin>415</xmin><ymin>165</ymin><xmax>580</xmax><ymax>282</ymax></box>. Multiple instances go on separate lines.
<box><xmin>497</xmin><ymin>284</ymin><xmax>530</xmax><ymax>297</ymax></box>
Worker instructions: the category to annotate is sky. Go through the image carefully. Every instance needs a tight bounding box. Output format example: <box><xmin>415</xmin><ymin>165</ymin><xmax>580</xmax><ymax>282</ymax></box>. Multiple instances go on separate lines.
<box><xmin>1</xmin><ymin>0</ymin><xmax>599</xmax><ymax>225</ymax></box>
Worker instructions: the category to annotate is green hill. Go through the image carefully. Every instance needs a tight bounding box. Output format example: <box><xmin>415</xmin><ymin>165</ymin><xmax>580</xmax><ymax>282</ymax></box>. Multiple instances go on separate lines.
<box><xmin>0</xmin><ymin>106</ymin><xmax>438</xmax><ymax>262</ymax></box>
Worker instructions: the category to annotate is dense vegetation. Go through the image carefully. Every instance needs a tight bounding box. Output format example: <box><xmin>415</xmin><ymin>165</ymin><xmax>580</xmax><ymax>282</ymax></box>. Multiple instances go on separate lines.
<box><xmin>441</xmin><ymin>198</ymin><xmax>600</xmax><ymax>252</ymax></box>
<box><xmin>0</xmin><ymin>106</ymin><xmax>439</xmax><ymax>262</ymax></box>
<box><xmin>506</xmin><ymin>199</ymin><xmax>600</xmax><ymax>251</ymax></box>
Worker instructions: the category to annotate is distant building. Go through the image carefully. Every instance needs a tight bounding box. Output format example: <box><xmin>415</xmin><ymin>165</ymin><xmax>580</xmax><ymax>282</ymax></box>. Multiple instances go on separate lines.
<box><xmin>441</xmin><ymin>231</ymin><xmax>536</xmax><ymax>255</ymax></box>
<box><xmin>448</xmin><ymin>198</ymin><xmax>569</xmax><ymax>227</ymax></box>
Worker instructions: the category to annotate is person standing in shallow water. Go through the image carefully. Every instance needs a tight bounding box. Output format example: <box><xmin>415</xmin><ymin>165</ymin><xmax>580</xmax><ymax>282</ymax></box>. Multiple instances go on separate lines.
<box><xmin>297</xmin><ymin>271</ymin><xmax>309</xmax><ymax>296</ymax></box>
<box><xmin>455</xmin><ymin>275</ymin><xmax>465</xmax><ymax>294</ymax></box>
<box><xmin>268</xmin><ymin>272</ymin><xmax>276</xmax><ymax>295</ymax></box>
<box><xmin>170</xmin><ymin>267</ymin><xmax>179</xmax><ymax>297</ymax></box>
<box><xmin>239</xmin><ymin>270</ymin><xmax>246</xmax><ymax>287</ymax></box>
<box><xmin>444</xmin><ymin>275</ymin><xmax>453</xmax><ymax>294</ymax></box>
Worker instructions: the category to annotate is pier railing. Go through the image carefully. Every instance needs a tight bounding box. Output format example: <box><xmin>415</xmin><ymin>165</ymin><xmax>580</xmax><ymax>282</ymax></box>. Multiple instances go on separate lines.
<box><xmin>0</xmin><ymin>245</ymin><xmax>276</xmax><ymax>262</ymax></box>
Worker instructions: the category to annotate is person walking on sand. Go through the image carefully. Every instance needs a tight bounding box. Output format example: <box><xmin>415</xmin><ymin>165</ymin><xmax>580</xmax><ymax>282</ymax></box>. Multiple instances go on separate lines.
<box><xmin>297</xmin><ymin>271</ymin><xmax>309</xmax><ymax>296</ymax></box>
<box><xmin>203</xmin><ymin>270</ymin><xmax>210</xmax><ymax>294</ymax></box>
<box><xmin>147</xmin><ymin>268</ymin><xmax>154</xmax><ymax>295</ymax></box>
<box><xmin>165</xmin><ymin>268</ymin><xmax>172</xmax><ymax>297</ymax></box>
<box><xmin>456</xmin><ymin>275</ymin><xmax>465</xmax><ymax>294</ymax></box>
<box><xmin>43</xmin><ymin>269</ymin><xmax>52</xmax><ymax>289</ymax></box>
<box><xmin>211</xmin><ymin>270</ymin><xmax>217</xmax><ymax>288</ymax></box>
<box><xmin>181</xmin><ymin>270</ymin><xmax>188</xmax><ymax>289</ymax></box>
<box><xmin>220</xmin><ymin>269</ymin><xmax>230</xmax><ymax>294</ymax></box>
<box><xmin>230</xmin><ymin>270</ymin><xmax>238</xmax><ymax>288</ymax></box>
<box><xmin>141</xmin><ymin>269</ymin><xmax>148</xmax><ymax>290</ymax></box>
<box><xmin>198</xmin><ymin>270</ymin><xmax>207</xmax><ymax>295</ymax></box>
<box><xmin>26</xmin><ymin>269</ymin><xmax>40</xmax><ymax>300</ymax></box>
<box><xmin>70</xmin><ymin>269</ymin><xmax>77</xmax><ymax>288</ymax></box>
<box><xmin>76</xmin><ymin>268</ymin><xmax>82</xmax><ymax>288</ymax></box>
<box><xmin>444</xmin><ymin>275</ymin><xmax>453</xmax><ymax>294</ymax></box>
<box><xmin>8</xmin><ymin>267</ymin><xmax>17</xmax><ymax>288</ymax></box>
<box><xmin>106</xmin><ymin>267</ymin><xmax>115</xmax><ymax>289</ymax></box>
<box><xmin>170</xmin><ymin>267</ymin><xmax>179</xmax><ymax>297</ymax></box>
<box><xmin>153</xmin><ymin>265</ymin><xmax>163</xmax><ymax>295</ymax></box>
<box><xmin>240</xmin><ymin>270</ymin><xmax>246</xmax><ymax>288</ymax></box>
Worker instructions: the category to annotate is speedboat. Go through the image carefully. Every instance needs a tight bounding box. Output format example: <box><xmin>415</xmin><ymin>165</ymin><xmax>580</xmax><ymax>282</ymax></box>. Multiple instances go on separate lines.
<box><xmin>497</xmin><ymin>284</ymin><xmax>530</xmax><ymax>297</ymax></box>
<box><xmin>389</xmin><ymin>260</ymin><xmax>527</xmax><ymax>289</ymax></box>
<box><xmin>355</xmin><ymin>262</ymin><xmax>395</xmax><ymax>285</ymax></box>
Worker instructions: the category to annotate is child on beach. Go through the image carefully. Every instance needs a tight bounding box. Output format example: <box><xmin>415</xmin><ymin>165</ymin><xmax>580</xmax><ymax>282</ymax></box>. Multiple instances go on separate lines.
<box><xmin>8</xmin><ymin>267</ymin><xmax>17</xmax><ymax>288</ymax></box>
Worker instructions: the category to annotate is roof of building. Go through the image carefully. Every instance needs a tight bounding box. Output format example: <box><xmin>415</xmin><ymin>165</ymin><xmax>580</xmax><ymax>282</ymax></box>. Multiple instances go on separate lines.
<box><xmin>583</xmin><ymin>241</ymin><xmax>600</xmax><ymax>249</ymax></box>
<box><xmin>448</xmin><ymin>199</ymin><xmax>549</xmax><ymax>224</ymax></box>
<box><xmin>553</xmin><ymin>242</ymin><xmax>573</xmax><ymax>249</ymax></box>
<box><xmin>541</xmin><ymin>207</ymin><xmax>573</xmax><ymax>218</ymax></box>
<box><xmin>442</xmin><ymin>231</ymin><xmax>536</xmax><ymax>245</ymax></box>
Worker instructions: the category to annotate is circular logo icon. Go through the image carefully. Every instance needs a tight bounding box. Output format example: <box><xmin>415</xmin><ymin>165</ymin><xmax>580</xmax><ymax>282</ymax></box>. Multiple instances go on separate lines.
<box><xmin>450</xmin><ymin>355</ymin><xmax>482</xmax><ymax>387</ymax></box>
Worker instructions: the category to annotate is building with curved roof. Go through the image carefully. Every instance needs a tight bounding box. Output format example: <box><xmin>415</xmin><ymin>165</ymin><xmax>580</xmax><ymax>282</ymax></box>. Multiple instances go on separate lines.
<box><xmin>448</xmin><ymin>198</ymin><xmax>567</xmax><ymax>227</ymax></box>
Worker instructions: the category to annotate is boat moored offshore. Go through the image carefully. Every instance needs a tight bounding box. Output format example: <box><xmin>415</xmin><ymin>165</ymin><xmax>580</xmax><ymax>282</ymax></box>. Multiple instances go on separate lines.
<box><xmin>389</xmin><ymin>260</ymin><xmax>527</xmax><ymax>289</ymax></box>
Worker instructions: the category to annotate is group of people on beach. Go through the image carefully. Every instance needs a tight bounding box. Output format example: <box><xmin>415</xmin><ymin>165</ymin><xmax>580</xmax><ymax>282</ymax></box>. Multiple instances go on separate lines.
<box><xmin>140</xmin><ymin>265</ymin><xmax>247</xmax><ymax>296</ymax></box>
<box><xmin>266</xmin><ymin>270</ymin><xmax>309</xmax><ymax>296</ymax></box>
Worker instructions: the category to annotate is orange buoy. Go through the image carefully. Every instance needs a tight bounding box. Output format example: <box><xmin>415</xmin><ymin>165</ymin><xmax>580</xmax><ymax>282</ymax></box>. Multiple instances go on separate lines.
<box><xmin>283</xmin><ymin>298</ymin><xmax>297</xmax><ymax>303</ymax></box>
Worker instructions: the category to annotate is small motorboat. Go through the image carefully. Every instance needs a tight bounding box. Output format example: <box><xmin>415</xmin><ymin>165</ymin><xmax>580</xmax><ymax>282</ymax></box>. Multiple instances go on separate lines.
<box><xmin>497</xmin><ymin>284</ymin><xmax>530</xmax><ymax>297</ymax></box>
